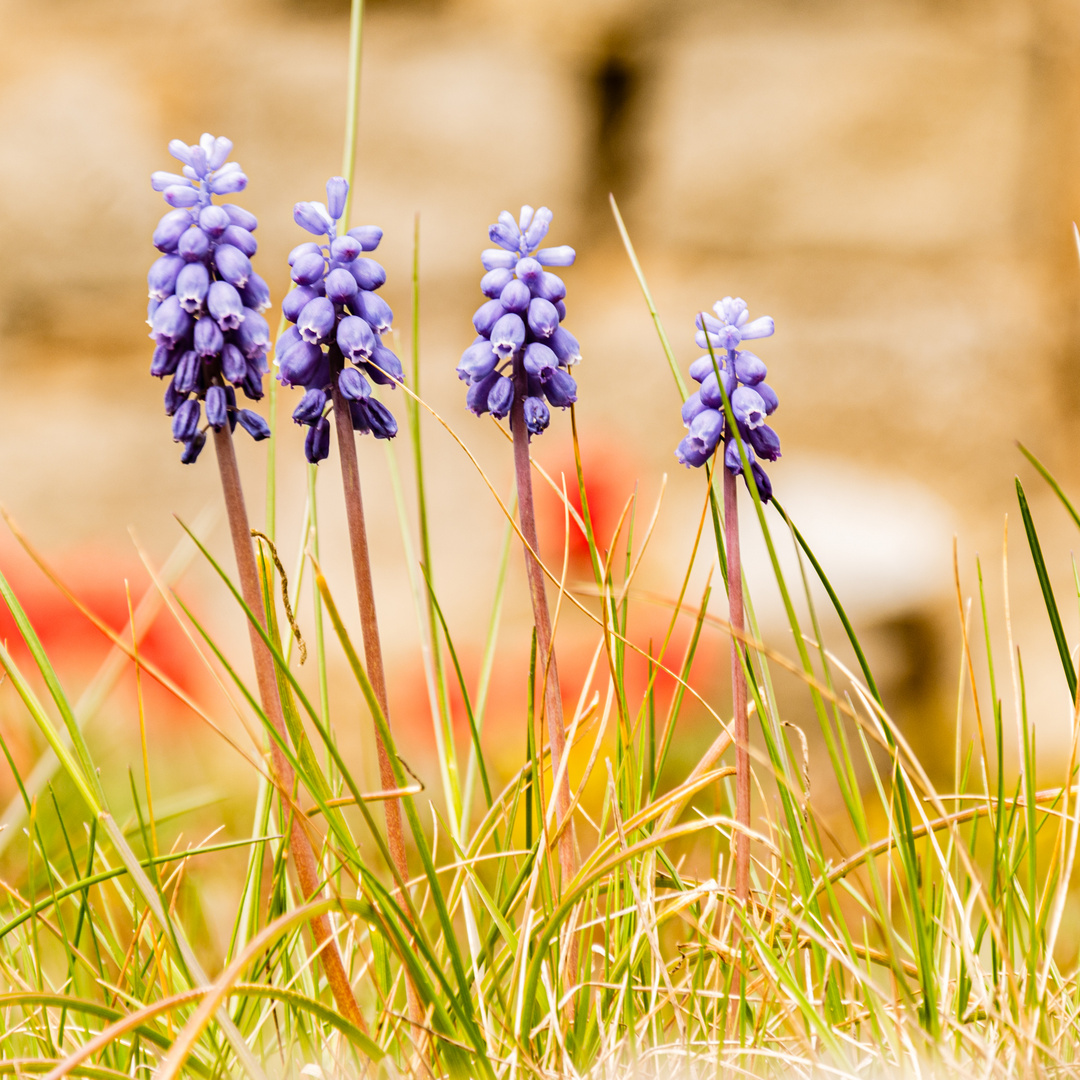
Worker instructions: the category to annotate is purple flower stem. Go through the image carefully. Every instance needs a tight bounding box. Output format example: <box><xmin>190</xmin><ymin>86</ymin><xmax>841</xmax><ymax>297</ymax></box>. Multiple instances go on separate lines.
<box><xmin>211</xmin><ymin>424</ymin><xmax>367</xmax><ymax>1036</ymax></box>
<box><xmin>723</xmin><ymin>457</ymin><xmax>751</xmax><ymax>909</ymax></box>
<box><xmin>510</xmin><ymin>358</ymin><xmax>577</xmax><ymax>887</ymax></box>
<box><xmin>329</xmin><ymin>380</ymin><xmax>423</xmax><ymax>1029</ymax></box>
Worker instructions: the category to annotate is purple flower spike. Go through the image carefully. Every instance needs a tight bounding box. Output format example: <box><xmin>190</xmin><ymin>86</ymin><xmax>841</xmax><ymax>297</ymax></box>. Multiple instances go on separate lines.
<box><xmin>674</xmin><ymin>297</ymin><xmax>779</xmax><ymax>502</ymax></box>
<box><xmin>460</xmin><ymin>204</ymin><xmax>579</xmax><ymax>437</ymax></box>
<box><xmin>275</xmin><ymin>178</ymin><xmax>401</xmax><ymax>459</ymax></box>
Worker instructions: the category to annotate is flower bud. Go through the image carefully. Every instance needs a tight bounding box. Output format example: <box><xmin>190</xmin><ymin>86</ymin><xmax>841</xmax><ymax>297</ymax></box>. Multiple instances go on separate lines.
<box><xmin>220</xmin><ymin>224</ymin><xmax>257</xmax><ymax>257</ymax></box>
<box><xmin>198</xmin><ymin>205</ymin><xmax>230</xmax><ymax>237</ymax></box>
<box><xmin>279</xmin><ymin>339</ymin><xmax>323</xmax><ymax>386</ymax></box>
<box><xmin>348</xmin><ymin>257</ymin><xmax>386</xmax><ymax>292</ymax></box>
<box><xmin>325</xmin><ymin>267</ymin><xmax>358</xmax><ymax>304</ymax></box>
<box><xmin>205</xmin><ymin>385</ymin><xmax>228</xmax><ymax>429</ymax></box>
<box><xmin>748</xmin><ymin>423</ymin><xmax>781</xmax><ymax>461</ymax></box>
<box><xmin>756</xmin><ymin>383</ymin><xmax>778</xmax><ymax>415</ymax></box>
<box><xmin>172</xmin><ymin>397</ymin><xmax>201</xmax><ymax>441</ymax></box>
<box><xmin>523</xmin><ymin>341</ymin><xmax>557</xmax><ymax>375</ymax></box>
<box><xmin>180</xmin><ymin>430</ymin><xmax>206</xmax><ymax>464</ymax></box>
<box><xmin>283</xmin><ymin>285</ymin><xmax>320</xmax><ymax>323</ymax></box>
<box><xmin>541</xmin><ymin>367</ymin><xmax>577</xmax><ymax>408</ymax></box>
<box><xmin>151</xmin><ymin>171</ymin><xmax>190</xmax><ymax>192</ymax></box>
<box><xmin>175</xmin><ymin>262</ymin><xmax>209</xmax><ymax>313</ymax></box>
<box><xmin>153</xmin><ymin>208</ymin><xmax>193</xmax><ymax>252</ymax></box>
<box><xmin>338</xmin><ymin>365</ymin><xmax>371</xmax><ymax>400</ymax></box>
<box><xmin>352</xmin><ymin>290</ymin><xmax>393</xmax><ymax>335</ymax></box>
<box><xmin>473</xmin><ymin>299</ymin><xmax>505</xmax><ymax>336</ymax></box>
<box><xmin>337</xmin><ymin>315</ymin><xmax>375</xmax><ymax>361</ymax></box>
<box><xmin>534</xmin><ymin>271</ymin><xmax>566</xmax><ymax>304</ymax></box>
<box><xmin>325</xmin><ymin>177</ymin><xmax>348</xmax><ymax>220</ymax></box>
<box><xmin>147</xmin><ymin>254</ymin><xmax>184</xmax><ymax>301</ymax></box>
<box><xmin>294</xmin><ymin>200</ymin><xmax>333</xmax><ymax>236</ymax></box>
<box><xmin>297</xmin><ymin>297</ymin><xmax>336</xmax><ymax>344</ymax></box>
<box><xmin>276</xmin><ymin>325</ymin><xmax>301</xmax><ymax>359</ymax></box>
<box><xmin>481</xmin><ymin>268</ymin><xmax>514</xmax><ymax>298</ymax></box>
<box><xmin>367</xmin><ymin>345</ymin><xmax>403</xmax><ymax>385</ymax></box>
<box><xmin>490</xmin><ymin>313</ymin><xmax>525</xmax><ymax>358</ymax></box>
<box><xmin>499</xmin><ymin>279</ymin><xmax>531</xmax><ymax>314</ymax></box>
<box><xmin>548</xmin><ymin>327</ymin><xmax>581</xmax><ymax>366</ymax></box>
<box><xmin>482</xmin><ymin>249</ymin><xmax>516</xmax><ymax>271</ymax></box>
<box><xmin>239</xmin><ymin>272</ymin><xmax>270</xmax><ymax>313</ymax></box>
<box><xmin>731</xmin><ymin>385</ymin><xmax>766</xmax><ymax>429</ymax></box>
<box><xmin>237</xmin><ymin>409</ymin><xmax>271</xmax><ymax>440</ymax></box>
<box><xmin>151</xmin><ymin>295</ymin><xmax>192</xmax><ymax>345</ymax></box>
<box><xmin>213</xmin><ymin>244</ymin><xmax>252</xmax><ymax>289</ymax></box>
<box><xmin>688</xmin><ymin>354</ymin><xmax>725</xmax><ymax>383</ymax></box>
<box><xmin>347</xmin><ymin>226</ymin><xmax>383</xmax><ymax>251</ymax></box>
<box><xmin>524</xmin><ymin>396</ymin><xmax>550</xmax><ymax>435</ymax></box>
<box><xmin>292</xmin><ymin>388</ymin><xmax>326</xmax><ymax>424</ymax></box>
<box><xmin>457</xmin><ymin>340</ymin><xmax>498</xmax><ymax>382</ymax></box>
<box><xmin>174</xmin><ymin>349</ymin><xmax>201</xmax><ymax>394</ymax></box>
<box><xmin>733</xmin><ymin>350</ymin><xmax>767</xmax><ymax>385</ymax></box>
<box><xmin>234</xmin><ymin>309</ymin><xmax>270</xmax><ymax>358</ymax></box>
<box><xmin>681</xmin><ymin>391</ymin><xmax>709</xmax><ymax>426</ymax></box>
<box><xmin>222</xmin><ymin>204</ymin><xmax>258</xmax><ymax>231</ymax></box>
<box><xmin>363</xmin><ymin>399</ymin><xmax>398</xmax><ymax>440</ymax></box>
<box><xmin>699</xmin><ymin>369</ymin><xmax>736</xmax><ymax>408</ymax></box>
<box><xmin>291</xmin><ymin>251</ymin><xmax>326</xmax><ymax>287</ymax></box>
<box><xmin>208</xmin><ymin>168</ymin><xmax>248</xmax><ymax>195</ymax></box>
<box><xmin>466</xmin><ymin>371</ymin><xmax>499</xmax><ymax>415</ymax></box>
<box><xmin>207</xmin><ymin>135</ymin><xmax>233</xmax><ymax>171</ymax></box>
<box><xmin>489</xmin><ymin>222</ymin><xmax>519</xmax><ymax>250</ymax></box>
<box><xmin>150</xmin><ymin>342</ymin><xmax>182</xmax><ymax>377</ymax></box>
<box><xmin>487</xmin><ymin>375</ymin><xmax>513</xmax><ymax>419</ymax></box>
<box><xmin>194</xmin><ymin>314</ymin><xmax>224</xmax><ymax>357</ymax></box>
<box><xmin>535</xmin><ymin>245</ymin><xmax>576</xmax><ymax>267</ymax></box>
<box><xmin>208</xmin><ymin>281</ymin><xmax>245</xmax><ymax>330</ymax></box>
<box><xmin>305</xmin><ymin>417</ymin><xmax>331</xmax><ymax>463</ymax></box>
<box><xmin>164</xmin><ymin>185</ymin><xmax>200</xmax><ymax>208</ymax></box>
<box><xmin>222</xmin><ymin>342</ymin><xmax>247</xmax><ymax>384</ymax></box>
<box><xmin>177</xmin><ymin>227</ymin><xmax>211</xmax><ymax>262</ymax></box>
<box><xmin>331</xmin><ymin>235</ymin><xmax>361</xmax><ymax>263</ymax></box>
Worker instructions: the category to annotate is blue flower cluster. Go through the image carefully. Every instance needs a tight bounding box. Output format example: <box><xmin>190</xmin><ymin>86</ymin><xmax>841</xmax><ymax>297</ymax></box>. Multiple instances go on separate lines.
<box><xmin>457</xmin><ymin>206</ymin><xmax>581</xmax><ymax>436</ymax></box>
<box><xmin>675</xmin><ymin>297</ymin><xmax>780</xmax><ymax>502</ymax></box>
<box><xmin>147</xmin><ymin>135</ymin><xmax>272</xmax><ymax>463</ymax></box>
<box><xmin>276</xmin><ymin>178</ymin><xmax>402</xmax><ymax>464</ymax></box>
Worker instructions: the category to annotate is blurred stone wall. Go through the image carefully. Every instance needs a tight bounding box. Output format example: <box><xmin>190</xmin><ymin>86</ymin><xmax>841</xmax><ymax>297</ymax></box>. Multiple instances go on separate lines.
<box><xmin>2</xmin><ymin>0</ymin><xmax>1080</xmax><ymax>768</ymax></box>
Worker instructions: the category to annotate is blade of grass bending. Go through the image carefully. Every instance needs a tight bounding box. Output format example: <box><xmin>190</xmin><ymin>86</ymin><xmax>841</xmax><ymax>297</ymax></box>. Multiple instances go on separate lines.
<box><xmin>422</xmin><ymin>565</ymin><xmax>494</xmax><ymax>810</ymax></box>
<box><xmin>314</xmin><ymin>562</ymin><xmax>495</xmax><ymax>1074</ymax></box>
<box><xmin>1019</xmin><ymin>442</ymin><xmax>1080</xmax><ymax>533</ymax></box>
<box><xmin>0</xmin><ymin>506</ymin><xmax>213</xmax><ymax>858</ymax></box>
<box><xmin>609</xmin><ymin>194</ymin><xmax>686</xmax><ymax>400</ymax></box>
<box><xmin>463</xmin><ymin>509</ymin><xmax>514</xmax><ymax>828</ymax></box>
<box><xmin>1015</xmin><ymin>478</ymin><xmax>1077</xmax><ymax>699</ymax></box>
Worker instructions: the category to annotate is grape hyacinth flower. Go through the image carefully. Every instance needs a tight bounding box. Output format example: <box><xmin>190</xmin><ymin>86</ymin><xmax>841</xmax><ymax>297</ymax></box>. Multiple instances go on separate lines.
<box><xmin>457</xmin><ymin>205</ymin><xmax>581</xmax><ymax>435</ymax></box>
<box><xmin>147</xmin><ymin>134</ymin><xmax>272</xmax><ymax>462</ymax></box>
<box><xmin>674</xmin><ymin>297</ymin><xmax>780</xmax><ymax>503</ymax></box>
<box><xmin>675</xmin><ymin>295</ymin><xmax>780</xmax><ymax>911</ymax></box>
<box><xmin>462</xmin><ymin>206</ymin><xmax>580</xmax><ymax>887</ymax></box>
<box><xmin>276</xmin><ymin>177</ymin><xmax>402</xmax><ymax>463</ymax></box>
